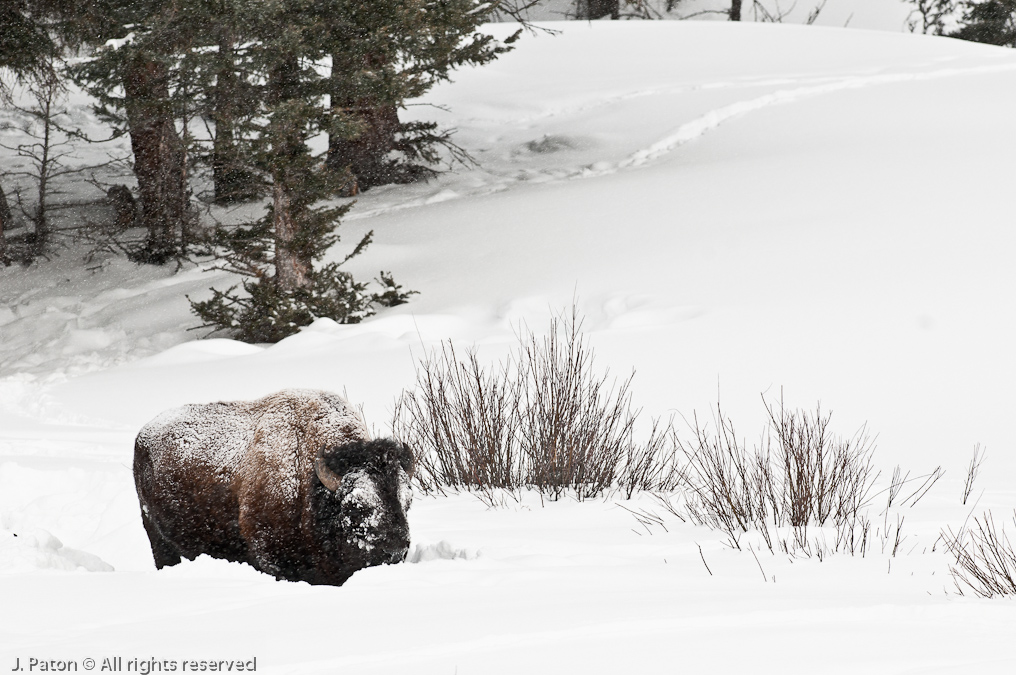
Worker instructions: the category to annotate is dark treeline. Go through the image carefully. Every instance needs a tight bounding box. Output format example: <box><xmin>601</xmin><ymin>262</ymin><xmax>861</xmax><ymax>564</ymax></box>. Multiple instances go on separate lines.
<box><xmin>3</xmin><ymin>0</ymin><xmax>1012</xmax><ymax>339</ymax></box>
<box><xmin>0</xmin><ymin>0</ymin><xmax>533</xmax><ymax>341</ymax></box>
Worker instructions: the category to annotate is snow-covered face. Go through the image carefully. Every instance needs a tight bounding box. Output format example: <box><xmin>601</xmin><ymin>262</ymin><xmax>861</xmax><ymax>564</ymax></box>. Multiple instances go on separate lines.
<box><xmin>338</xmin><ymin>468</ymin><xmax>411</xmax><ymax>564</ymax></box>
<box><xmin>315</xmin><ymin>438</ymin><xmax>414</xmax><ymax>567</ymax></box>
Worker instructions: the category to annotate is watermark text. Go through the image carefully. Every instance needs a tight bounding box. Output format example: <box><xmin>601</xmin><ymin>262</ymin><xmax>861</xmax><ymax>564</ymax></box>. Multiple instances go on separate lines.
<box><xmin>11</xmin><ymin>657</ymin><xmax>257</xmax><ymax>673</ymax></box>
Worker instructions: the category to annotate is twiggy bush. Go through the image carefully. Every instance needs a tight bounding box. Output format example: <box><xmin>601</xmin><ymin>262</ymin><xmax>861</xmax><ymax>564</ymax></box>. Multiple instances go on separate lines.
<box><xmin>677</xmin><ymin>407</ymin><xmax>766</xmax><ymax>545</ymax></box>
<box><xmin>394</xmin><ymin>341</ymin><xmax>523</xmax><ymax>494</ymax></box>
<box><xmin>962</xmin><ymin>443</ymin><xmax>986</xmax><ymax>505</ymax></box>
<box><xmin>670</xmin><ymin>399</ymin><xmax>907</xmax><ymax>554</ymax></box>
<box><xmin>943</xmin><ymin>512</ymin><xmax>1016</xmax><ymax>597</ymax></box>
<box><xmin>518</xmin><ymin>314</ymin><xmax>635</xmax><ymax>499</ymax></box>
<box><xmin>618</xmin><ymin>417</ymin><xmax>681</xmax><ymax>499</ymax></box>
<box><xmin>393</xmin><ymin>309</ymin><xmax>675</xmax><ymax>501</ymax></box>
<box><xmin>767</xmin><ymin>401</ymin><xmax>875</xmax><ymax>527</ymax></box>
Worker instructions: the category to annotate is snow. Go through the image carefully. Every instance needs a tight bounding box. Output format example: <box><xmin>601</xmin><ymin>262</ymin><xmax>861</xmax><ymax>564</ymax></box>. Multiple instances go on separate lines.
<box><xmin>3</xmin><ymin>18</ymin><xmax>1016</xmax><ymax>674</ymax></box>
<box><xmin>0</xmin><ymin>526</ymin><xmax>114</xmax><ymax>574</ymax></box>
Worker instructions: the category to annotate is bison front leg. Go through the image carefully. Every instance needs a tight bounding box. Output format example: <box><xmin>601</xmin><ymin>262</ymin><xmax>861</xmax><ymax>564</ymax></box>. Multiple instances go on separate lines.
<box><xmin>141</xmin><ymin>512</ymin><xmax>182</xmax><ymax>569</ymax></box>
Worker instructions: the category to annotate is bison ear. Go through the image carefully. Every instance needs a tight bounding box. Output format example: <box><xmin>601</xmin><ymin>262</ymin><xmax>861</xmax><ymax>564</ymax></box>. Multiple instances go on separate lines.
<box><xmin>315</xmin><ymin>450</ymin><xmax>343</xmax><ymax>491</ymax></box>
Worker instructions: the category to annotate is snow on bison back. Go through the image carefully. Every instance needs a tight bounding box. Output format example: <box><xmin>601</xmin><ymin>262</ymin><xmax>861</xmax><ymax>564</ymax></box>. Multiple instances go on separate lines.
<box><xmin>133</xmin><ymin>389</ymin><xmax>414</xmax><ymax>585</ymax></box>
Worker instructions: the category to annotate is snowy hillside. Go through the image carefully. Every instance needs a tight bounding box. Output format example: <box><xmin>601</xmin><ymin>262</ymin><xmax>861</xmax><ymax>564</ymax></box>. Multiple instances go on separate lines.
<box><xmin>3</xmin><ymin>21</ymin><xmax>1016</xmax><ymax>673</ymax></box>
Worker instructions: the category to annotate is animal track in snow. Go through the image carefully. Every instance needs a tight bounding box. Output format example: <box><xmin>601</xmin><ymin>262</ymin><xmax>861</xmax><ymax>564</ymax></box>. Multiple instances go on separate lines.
<box><xmin>614</xmin><ymin>60</ymin><xmax>1016</xmax><ymax>171</ymax></box>
<box><xmin>342</xmin><ymin>60</ymin><xmax>1016</xmax><ymax>221</ymax></box>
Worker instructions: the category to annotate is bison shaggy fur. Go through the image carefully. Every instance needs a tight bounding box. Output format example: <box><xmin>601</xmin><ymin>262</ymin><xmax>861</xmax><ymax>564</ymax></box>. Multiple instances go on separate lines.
<box><xmin>133</xmin><ymin>389</ymin><xmax>414</xmax><ymax>585</ymax></box>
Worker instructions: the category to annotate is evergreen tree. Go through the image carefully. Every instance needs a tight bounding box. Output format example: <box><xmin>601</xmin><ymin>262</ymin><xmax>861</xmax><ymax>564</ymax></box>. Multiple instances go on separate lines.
<box><xmin>906</xmin><ymin>0</ymin><xmax>956</xmax><ymax>34</ymax></box>
<box><xmin>323</xmin><ymin>0</ymin><xmax>521</xmax><ymax>192</ymax></box>
<box><xmin>191</xmin><ymin>0</ymin><xmax>525</xmax><ymax>340</ymax></box>
<box><xmin>1</xmin><ymin>60</ymin><xmax>75</xmax><ymax>258</ymax></box>
<box><xmin>51</xmin><ymin>1</ymin><xmax>195</xmax><ymax>263</ymax></box>
<box><xmin>1</xmin><ymin>1</ymin><xmax>56</xmax><ymax>264</ymax></box>
<box><xmin>195</xmin><ymin>0</ymin><xmax>261</xmax><ymax>204</ymax></box>
<box><xmin>190</xmin><ymin>0</ymin><xmax>420</xmax><ymax>341</ymax></box>
<box><xmin>951</xmin><ymin>0</ymin><xmax>1016</xmax><ymax>45</ymax></box>
<box><xmin>0</xmin><ymin>1</ymin><xmax>55</xmax><ymax>78</ymax></box>
<box><xmin>8</xmin><ymin>0</ymin><xmax>522</xmax><ymax>336</ymax></box>
<box><xmin>581</xmin><ymin>0</ymin><xmax>621</xmax><ymax>18</ymax></box>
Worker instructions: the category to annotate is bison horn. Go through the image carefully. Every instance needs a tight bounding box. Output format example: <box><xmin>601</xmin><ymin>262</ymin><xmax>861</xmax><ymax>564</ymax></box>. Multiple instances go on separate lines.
<box><xmin>315</xmin><ymin>451</ymin><xmax>343</xmax><ymax>492</ymax></box>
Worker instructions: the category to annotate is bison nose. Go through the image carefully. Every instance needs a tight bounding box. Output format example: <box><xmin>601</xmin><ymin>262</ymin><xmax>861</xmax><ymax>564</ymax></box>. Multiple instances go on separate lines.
<box><xmin>385</xmin><ymin>544</ymin><xmax>409</xmax><ymax>565</ymax></box>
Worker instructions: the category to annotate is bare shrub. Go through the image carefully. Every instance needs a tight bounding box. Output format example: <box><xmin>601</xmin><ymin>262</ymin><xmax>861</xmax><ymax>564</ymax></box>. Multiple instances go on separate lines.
<box><xmin>394</xmin><ymin>307</ymin><xmax>941</xmax><ymax>545</ymax></box>
<box><xmin>393</xmin><ymin>341</ymin><xmax>523</xmax><ymax>497</ymax></box>
<box><xmin>518</xmin><ymin>312</ymin><xmax>644</xmax><ymax>499</ymax></box>
<box><xmin>962</xmin><ymin>443</ymin><xmax>986</xmax><ymax>505</ymax></box>
<box><xmin>393</xmin><ymin>308</ymin><xmax>671</xmax><ymax>501</ymax></box>
<box><xmin>676</xmin><ymin>406</ymin><xmax>765</xmax><ymax>549</ymax></box>
<box><xmin>766</xmin><ymin>401</ymin><xmax>877</xmax><ymax>528</ymax></box>
<box><xmin>617</xmin><ymin>416</ymin><xmax>681</xmax><ymax>499</ymax></box>
<box><xmin>942</xmin><ymin>512</ymin><xmax>1016</xmax><ymax>597</ymax></box>
<box><xmin>661</xmin><ymin>397</ymin><xmax>938</xmax><ymax>557</ymax></box>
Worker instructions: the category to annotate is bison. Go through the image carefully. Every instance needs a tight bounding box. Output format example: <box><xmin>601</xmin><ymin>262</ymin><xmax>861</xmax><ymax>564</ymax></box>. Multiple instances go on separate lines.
<box><xmin>133</xmin><ymin>389</ymin><xmax>414</xmax><ymax>585</ymax></box>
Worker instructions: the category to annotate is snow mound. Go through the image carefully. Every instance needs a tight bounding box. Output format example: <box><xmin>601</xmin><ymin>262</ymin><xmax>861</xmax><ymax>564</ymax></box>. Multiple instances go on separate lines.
<box><xmin>155</xmin><ymin>555</ymin><xmax>275</xmax><ymax>582</ymax></box>
<box><xmin>136</xmin><ymin>339</ymin><xmax>264</xmax><ymax>367</ymax></box>
<box><xmin>0</xmin><ymin>527</ymin><xmax>113</xmax><ymax>573</ymax></box>
<box><xmin>406</xmin><ymin>540</ymin><xmax>479</xmax><ymax>563</ymax></box>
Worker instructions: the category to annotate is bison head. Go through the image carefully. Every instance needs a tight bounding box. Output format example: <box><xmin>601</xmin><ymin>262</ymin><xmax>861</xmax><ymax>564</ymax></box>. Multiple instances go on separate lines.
<box><xmin>313</xmin><ymin>438</ymin><xmax>414</xmax><ymax>570</ymax></box>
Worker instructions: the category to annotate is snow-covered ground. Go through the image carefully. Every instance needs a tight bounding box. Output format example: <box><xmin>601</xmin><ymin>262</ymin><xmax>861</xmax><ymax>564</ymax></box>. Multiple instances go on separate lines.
<box><xmin>3</xmin><ymin>20</ymin><xmax>1016</xmax><ymax>673</ymax></box>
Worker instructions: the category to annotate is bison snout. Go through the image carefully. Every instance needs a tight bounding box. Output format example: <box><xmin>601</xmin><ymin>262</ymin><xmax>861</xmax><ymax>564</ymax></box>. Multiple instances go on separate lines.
<box><xmin>386</xmin><ymin>546</ymin><xmax>409</xmax><ymax>565</ymax></box>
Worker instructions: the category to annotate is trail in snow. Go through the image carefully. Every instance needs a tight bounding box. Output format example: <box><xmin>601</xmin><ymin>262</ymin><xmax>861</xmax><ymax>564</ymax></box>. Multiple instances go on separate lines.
<box><xmin>5</xmin><ymin>46</ymin><xmax>1016</xmax><ymax>391</ymax></box>
<box><xmin>350</xmin><ymin>57</ymin><xmax>1016</xmax><ymax>222</ymax></box>
<box><xmin>616</xmin><ymin>60</ymin><xmax>1016</xmax><ymax>169</ymax></box>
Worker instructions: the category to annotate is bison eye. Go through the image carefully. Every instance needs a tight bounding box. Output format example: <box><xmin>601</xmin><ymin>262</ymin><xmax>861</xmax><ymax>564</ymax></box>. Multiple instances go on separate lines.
<box><xmin>396</xmin><ymin>444</ymin><xmax>416</xmax><ymax>477</ymax></box>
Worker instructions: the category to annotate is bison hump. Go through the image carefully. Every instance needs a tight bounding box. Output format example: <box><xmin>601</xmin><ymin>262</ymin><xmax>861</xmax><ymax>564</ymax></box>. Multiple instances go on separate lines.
<box><xmin>241</xmin><ymin>389</ymin><xmax>371</xmax><ymax>503</ymax></box>
<box><xmin>136</xmin><ymin>402</ymin><xmax>251</xmax><ymax>476</ymax></box>
<box><xmin>135</xmin><ymin>389</ymin><xmax>369</xmax><ymax>502</ymax></box>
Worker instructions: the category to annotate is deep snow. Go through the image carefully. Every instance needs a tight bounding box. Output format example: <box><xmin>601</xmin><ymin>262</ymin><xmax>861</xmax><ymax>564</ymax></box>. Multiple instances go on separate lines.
<box><xmin>2</xmin><ymin>20</ymin><xmax>1016</xmax><ymax>674</ymax></box>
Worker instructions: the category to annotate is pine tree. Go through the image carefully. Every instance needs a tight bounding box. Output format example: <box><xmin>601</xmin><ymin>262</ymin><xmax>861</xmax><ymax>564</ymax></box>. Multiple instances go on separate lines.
<box><xmin>906</xmin><ymin>0</ymin><xmax>956</xmax><ymax>34</ymax></box>
<box><xmin>1</xmin><ymin>1</ymin><xmax>56</xmax><ymax>264</ymax></box>
<box><xmin>322</xmin><ymin>0</ymin><xmax>521</xmax><ymax>192</ymax></box>
<box><xmin>9</xmin><ymin>0</ymin><xmax>521</xmax><ymax>336</ymax></box>
<box><xmin>196</xmin><ymin>0</ymin><xmax>261</xmax><ymax>204</ymax></box>
<box><xmin>576</xmin><ymin>0</ymin><xmax>621</xmax><ymax>19</ymax></box>
<box><xmin>191</xmin><ymin>0</ymin><xmax>525</xmax><ymax>341</ymax></box>
<box><xmin>951</xmin><ymin>0</ymin><xmax>1016</xmax><ymax>45</ymax></box>
<box><xmin>1</xmin><ymin>61</ymin><xmax>75</xmax><ymax>258</ymax></box>
<box><xmin>190</xmin><ymin>0</ymin><xmax>418</xmax><ymax>342</ymax></box>
<box><xmin>52</xmin><ymin>1</ymin><xmax>194</xmax><ymax>263</ymax></box>
<box><xmin>0</xmin><ymin>1</ymin><xmax>55</xmax><ymax>77</ymax></box>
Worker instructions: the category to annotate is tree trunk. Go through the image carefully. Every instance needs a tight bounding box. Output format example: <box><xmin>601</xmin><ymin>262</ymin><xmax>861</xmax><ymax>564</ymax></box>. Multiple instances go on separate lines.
<box><xmin>211</xmin><ymin>27</ymin><xmax>258</xmax><ymax>203</ymax></box>
<box><xmin>327</xmin><ymin>100</ymin><xmax>401</xmax><ymax>193</ymax></box>
<box><xmin>269</xmin><ymin>59</ymin><xmax>313</xmax><ymax>292</ymax></box>
<box><xmin>32</xmin><ymin>72</ymin><xmax>55</xmax><ymax>256</ymax></box>
<box><xmin>730</xmin><ymin>0</ymin><xmax>743</xmax><ymax>20</ymax></box>
<box><xmin>327</xmin><ymin>47</ymin><xmax>405</xmax><ymax>192</ymax></box>
<box><xmin>0</xmin><ymin>182</ymin><xmax>10</xmax><ymax>263</ymax></box>
<box><xmin>582</xmin><ymin>0</ymin><xmax>620</xmax><ymax>19</ymax></box>
<box><xmin>122</xmin><ymin>55</ymin><xmax>187</xmax><ymax>263</ymax></box>
<box><xmin>272</xmin><ymin>180</ymin><xmax>311</xmax><ymax>290</ymax></box>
